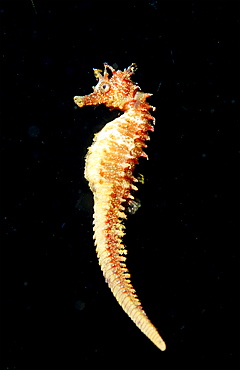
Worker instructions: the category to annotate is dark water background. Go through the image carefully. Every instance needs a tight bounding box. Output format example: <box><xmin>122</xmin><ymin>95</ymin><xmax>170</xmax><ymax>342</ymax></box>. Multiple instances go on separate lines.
<box><xmin>1</xmin><ymin>1</ymin><xmax>239</xmax><ymax>369</ymax></box>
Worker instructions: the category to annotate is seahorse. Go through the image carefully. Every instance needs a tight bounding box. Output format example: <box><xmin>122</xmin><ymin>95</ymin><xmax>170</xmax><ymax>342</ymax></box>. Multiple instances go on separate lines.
<box><xmin>74</xmin><ymin>63</ymin><xmax>166</xmax><ymax>351</ymax></box>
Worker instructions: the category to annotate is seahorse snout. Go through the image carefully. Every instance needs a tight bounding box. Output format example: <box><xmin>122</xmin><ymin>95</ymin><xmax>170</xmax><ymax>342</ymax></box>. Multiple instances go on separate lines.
<box><xmin>74</xmin><ymin>96</ymin><xmax>84</xmax><ymax>108</ymax></box>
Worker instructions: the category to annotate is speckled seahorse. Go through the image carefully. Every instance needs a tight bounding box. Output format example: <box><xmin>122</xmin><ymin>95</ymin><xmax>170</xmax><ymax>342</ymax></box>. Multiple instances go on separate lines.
<box><xmin>74</xmin><ymin>63</ymin><xmax>166</xmax><ymax>351</ymax></box>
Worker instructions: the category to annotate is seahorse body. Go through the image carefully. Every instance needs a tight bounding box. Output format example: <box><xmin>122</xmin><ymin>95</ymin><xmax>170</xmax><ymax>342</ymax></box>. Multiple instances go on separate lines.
<box><xmin>74</xmin><ymin>63</ymin><xmax>166</xmax><ymax>351</ymax></box>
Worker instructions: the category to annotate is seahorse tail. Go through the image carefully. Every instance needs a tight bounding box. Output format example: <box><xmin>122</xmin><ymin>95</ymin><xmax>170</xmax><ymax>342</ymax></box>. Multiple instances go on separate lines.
<box><xmin>93</xmin><ymin>201</ymin><xmax>166</xmax><ymax>351</ymax></box>
<box><xmin>97</xmin><ymin>243</ymin><xmax>166</xmax><ymax>351</ymax></box>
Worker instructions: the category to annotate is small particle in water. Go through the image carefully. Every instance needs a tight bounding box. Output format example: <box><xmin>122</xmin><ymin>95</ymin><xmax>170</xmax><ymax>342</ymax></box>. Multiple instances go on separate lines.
<box><xmin>28</xmin><ymin>125</ymin><xmax>40</xmax><ymax>138</ymax></box>
<box><xmin>74</xmin><ymin>300</ymin><xmax>85</xmax><ymax>311</ymax></box>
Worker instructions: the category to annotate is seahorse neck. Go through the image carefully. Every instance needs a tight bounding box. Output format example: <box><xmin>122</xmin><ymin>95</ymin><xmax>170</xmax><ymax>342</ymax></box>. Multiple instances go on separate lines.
<box><xmin>120</xmin><ymin>103</ymin><xmax>154</xmax><ymax>128</ymax></box>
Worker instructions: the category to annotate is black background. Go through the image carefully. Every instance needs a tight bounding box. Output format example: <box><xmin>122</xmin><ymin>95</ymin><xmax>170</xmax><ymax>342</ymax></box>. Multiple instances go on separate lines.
<box><xmin>0</xmin><ymin>1</ymin><xmax>239</xmax><ymax>369</ymax></box>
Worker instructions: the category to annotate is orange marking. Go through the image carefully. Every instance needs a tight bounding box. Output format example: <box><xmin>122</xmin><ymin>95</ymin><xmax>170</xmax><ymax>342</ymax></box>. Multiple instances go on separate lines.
<box><xmin>74</xmin><ymin>63</ymin><xmax>166</xmax><ymax>351</ymax></box>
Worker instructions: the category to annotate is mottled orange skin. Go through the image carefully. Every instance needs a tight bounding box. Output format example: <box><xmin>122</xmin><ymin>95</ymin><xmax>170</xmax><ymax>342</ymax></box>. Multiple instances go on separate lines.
<box><xmin>74</xmin><ymin>64</ymin><xmax>166</xmax><ymax>351</ymax></box>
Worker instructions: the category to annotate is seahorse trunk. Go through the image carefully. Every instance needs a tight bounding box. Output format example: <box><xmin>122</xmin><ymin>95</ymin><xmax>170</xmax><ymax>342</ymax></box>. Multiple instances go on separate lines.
<box><xmin>85</xmin><ymin>110</ymin><xmax>166</xmax><ymax>351</ymax></box>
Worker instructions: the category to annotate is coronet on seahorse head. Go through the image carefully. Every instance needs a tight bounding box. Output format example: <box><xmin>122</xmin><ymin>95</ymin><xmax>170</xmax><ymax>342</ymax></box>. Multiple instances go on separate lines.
<box><xmin>74</xmin><ymin>63</ymin><xmax>146</xmax><ymax>111</ymax></box>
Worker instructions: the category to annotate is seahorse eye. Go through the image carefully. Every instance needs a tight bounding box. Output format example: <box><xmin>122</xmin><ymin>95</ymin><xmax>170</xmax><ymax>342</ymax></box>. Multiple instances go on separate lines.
<box><xmin>100</xmin><ymin>83</ymin><xmax>110</xmax><ymax>93</ymax></box>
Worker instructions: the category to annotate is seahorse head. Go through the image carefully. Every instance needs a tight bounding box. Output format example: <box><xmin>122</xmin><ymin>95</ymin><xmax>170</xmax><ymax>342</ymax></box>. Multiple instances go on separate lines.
<box><xmin>74</xmin><ymin>63</ymin><xmax>140</xmax><ymax>111</ymax></box>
